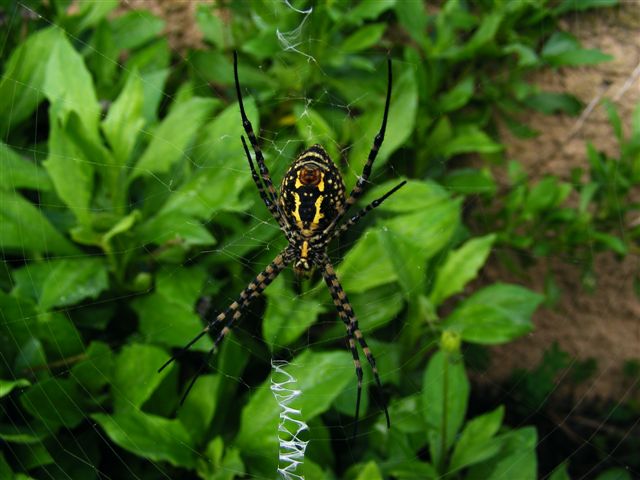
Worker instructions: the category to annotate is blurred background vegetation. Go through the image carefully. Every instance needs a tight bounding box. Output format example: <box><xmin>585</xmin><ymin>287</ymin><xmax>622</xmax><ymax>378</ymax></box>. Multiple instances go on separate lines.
<box><xmin>0</xmin><ymin>0</ymin><xmax>638</xmax><ymax>479</ymax></box>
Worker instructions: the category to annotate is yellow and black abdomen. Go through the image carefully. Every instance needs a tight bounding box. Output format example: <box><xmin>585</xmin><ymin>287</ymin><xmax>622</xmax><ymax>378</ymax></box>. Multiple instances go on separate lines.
<box><xmin>279</xmin><ymin>145</ymin><xmax>346</xmax><ymax>236</ymax></box>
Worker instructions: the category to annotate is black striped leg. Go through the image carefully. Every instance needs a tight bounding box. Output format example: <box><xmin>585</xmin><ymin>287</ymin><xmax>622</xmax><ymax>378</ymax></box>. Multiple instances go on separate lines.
<box><xmin>324</xmin><ymin>58</ymin><xmax>392</xmax><ymax>235</ymax></box>
<box><xmin>322</xmin><ymin>260</ymin><xmax>391</xmax><ymax>436</ymax></box>
<box><xmin>234</xmin><ymin>51</ymin><xmax>279</xmax><ymax>205</ymax></box>
<box><xmin>325</xmin><ymin>180</ymin><xmax>406</xmax><ymax>246</ymax></box>
<box><xmin>159</xmin><ymin>251</ymin><xmax>292</xmax><ymax>404</ymax></box>
<box><xmin>241</xmin><ymin>136</ymin><xmax>290</xmax><ymax>231</ymax></box>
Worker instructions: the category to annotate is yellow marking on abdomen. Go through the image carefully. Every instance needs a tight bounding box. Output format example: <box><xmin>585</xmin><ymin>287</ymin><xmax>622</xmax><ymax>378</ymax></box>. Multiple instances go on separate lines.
<box><xmin>317</xmin><ymin>173</ymin><xmax>325</xmax><ymax>192</ymax></box>
<box><xmin>292</xmin><ymin>192</ymin><xmax>303</xmax><ymax>227</ymax></box>
<box><xmin>311</xmin><ymin>195</ymin><xmax>324</xmax><ymax>229</ymax></box>
<box><xmin>301</xmin><ymin>241</ymin><xmax>309</xmax><ymax>258</ymax></box>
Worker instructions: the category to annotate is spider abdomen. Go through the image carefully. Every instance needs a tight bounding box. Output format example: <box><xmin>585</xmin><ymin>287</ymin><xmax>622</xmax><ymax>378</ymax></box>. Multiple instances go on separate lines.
<box><xmin>279</xmin><ymin>144</ymin><xmax>346</xmax><ymax>236</ymax></box>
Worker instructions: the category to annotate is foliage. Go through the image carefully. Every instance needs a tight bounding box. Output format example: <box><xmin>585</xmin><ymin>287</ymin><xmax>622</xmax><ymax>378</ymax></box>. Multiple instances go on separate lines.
<box><xmin>0</xmin><ymin>1</ymin><xmax>630</xmax><ymax>479</ymax></box>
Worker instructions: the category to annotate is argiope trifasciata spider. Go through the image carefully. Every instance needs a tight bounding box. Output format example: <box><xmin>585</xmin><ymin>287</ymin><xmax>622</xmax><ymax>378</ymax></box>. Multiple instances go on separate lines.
<box><xmin>160</xmin><ymin>52</ymin><xmax>405</xmax><ymax>435</ymax></box>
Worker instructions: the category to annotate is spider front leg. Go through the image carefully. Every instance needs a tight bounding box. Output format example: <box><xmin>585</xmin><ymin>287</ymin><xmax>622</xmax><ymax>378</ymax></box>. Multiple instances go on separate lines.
<box><xmin>321</xmin><ymin>260</ymin><xmax>391</xmax><ymax>436</ymax></box>
<box><xmin>159</xmin><ymin>250</ymin><xmax>292</xmax><ymax>403</ymax></box>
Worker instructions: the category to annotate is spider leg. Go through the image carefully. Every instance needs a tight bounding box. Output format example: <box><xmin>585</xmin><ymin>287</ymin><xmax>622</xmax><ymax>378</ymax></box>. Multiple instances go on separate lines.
<box><xmin>321</xmin><ymin>260</ymin><xmax>391</xmax><ymax>436</ymax></box>
<box><xmin>326</xmin><ymin>180</ymin><xmax>406</xmax><ymax>245</ymax></box>
<box><xmin>241</xmin><ymin>135</ymin><xmax>290</xmax><ymax>230</ymax></box>
<box><xmin>324</xmin><ymin>58</ymin><xmax>392</xmax><ymax>235</ymax></box>
<box><xmin>159</xmin><ymin>250</ymin><xmax>292</xmax><ymax>404</ymax></box>
<box><xmin>234</xmin><ymin>51</ymin><xmax>279</xmax><ymax>205</ymax></box>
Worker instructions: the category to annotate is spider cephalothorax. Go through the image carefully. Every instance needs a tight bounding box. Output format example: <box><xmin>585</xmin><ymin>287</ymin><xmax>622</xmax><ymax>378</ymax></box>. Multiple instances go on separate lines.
<box><xmin>160</xmin><ymin>52</ymin><xmax>405</xmax><ymax>436</ymax></box>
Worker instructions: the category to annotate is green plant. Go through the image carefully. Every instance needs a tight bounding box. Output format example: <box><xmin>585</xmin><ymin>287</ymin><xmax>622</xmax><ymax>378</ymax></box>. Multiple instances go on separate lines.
<box><xmin>0</xmin><ymin>0</ymin><xmax>630</xmax><ymax>478</ymax></box>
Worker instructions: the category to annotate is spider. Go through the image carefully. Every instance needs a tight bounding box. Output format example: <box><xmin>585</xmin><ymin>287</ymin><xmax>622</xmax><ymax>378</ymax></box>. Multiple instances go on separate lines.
<box><xmin>159</xmin><ymin>52</ymin><xmax>405</xmax><ymax>435</ymax></box>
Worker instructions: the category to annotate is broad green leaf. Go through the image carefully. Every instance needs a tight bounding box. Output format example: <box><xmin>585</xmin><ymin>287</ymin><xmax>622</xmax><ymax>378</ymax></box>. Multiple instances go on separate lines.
<box><xmin>337</xmin><ymin>229</ymin><xmax>397</xmax><ymax>293</ymax></box>
<box><xmin>386</xmin><ymin>461</ymin><xmax>438</xmax><ymax>479</ymax></box>
<box><xmin>67</xmin><ymin>0</ymin><xmax>118</xmax><ymax>33</ymax></box>
<box><xmin>423</xmin><ymin>351</ymin><xmax>469</xmax><ymax>467</ymax></box>
<box><xmin>362</xmin><ymin>179</ymin><xmax>451</xmax><ymax>213</ymax></box>
<box><xmin>43</xmin><ymin>28</ymin><xmax>100</xmax><ymax>132</ymax></box>
<box><xmin>394</xmin><ymin>1</ymin><xmax>428</xmax><ymax>45</ymax></box>
<box><xmin>135</xmin><ymin>212</ymin><xmax>216</xmax><ymax>248</ymax></box>
<box><xmin>442</xmin><ymin>126</ymin><xmax>503</xmax><ymax>158</ymax></box>
<box><xmin>198</xmin><ymin>437</ymin><xmax>246</xmax><ymax>480</ymax></box>
<box><xmin>349</xmin><ymin>66</ymin><xmax>417</xmax><ymax>175</ymax></box>
<box><xmin>0</xmin><ymin>378</ymin><xmax>30</xmax><ymax>398</ymax></box>
<box><xmin>430</xmin><ymin>234</ymin><xmax>496</xmax><ymax>306</ymax></box>
<box><xmin>548</xmin><ymin>462</ymin><xmax>571</xmax><ymax>480</ymax></box>
<box><xmin>0</xmin><ymin>190</ymin><xmax>78</xmax><ymax>255</ymax></box>
<box><xmin>382</xmin><ymin>197</ymin><xmax>461</xmax><ymax>259</ymax></box>
<box><xmin>196</xmin><ymin>5</ymin><xmax>225</xmax><ymax>49</ymax></box>
<box><xmin>294</xmin><ymin>105</ymin><xmax>338</xmax><ymax>160</ymax></box>
<box><xmin>102</xmin><ymin>72</ymin><xmax>146</xmax><ymax>165</ymax></box>
<box><xmin>131</xmin><ymin>266</ymin><xmax>213</xmax><ymax>351</ymax></box>
<box><xmin>111</xmin><ymin>343</ymin><xmax>172</xmax><ymax>411</ymax></box>
<box><xmin>449</xmin><ymin>406</ymin><xmax>504</xmax><ymax>471</ymax></box>
<box><xmin>236</xmin><ymin>350</ymin><xmax>353</xmax><ymax>475</ymax></box>
<box><xmin>438</xmin><ymin>12</ymin><xmax>502</xmax><ymax>60</ymax></box>
<box><xmin>349</xmin><ymin>0</ymin><xmax>396</xmax><ymax>23</ymax></box>
<box><xmin>131</xmin><ymin>97</ymin><xmax>216</xmax><ymax>179</ymax></box>
<box><xmin>342</xmin><ymin>24</ymin><xmax>387</xmax><ymax>53</ymax></box>
<box><xmin>0</xmin><ymin>422</ymin><xmax>49</xmax><ymax>444</ymax></box>
<box><xmin>70</xmin><ymin>341</ymin><xmax>113</xmax><ymax>393</ymax></box>
<box><xmin>524</xmin><ymin>92</ymin><xmax>582</xmax><ymax>115</ymax></box>
<box><xmin>355</xmin><ymin>461</ymin><xmax>383</xmax><ymax>480</ymax></box>
<box><xmin>20</xmin><ymin>378</ymin><xmax>86</xmax><ymax>430</ymax></box>
<box><xmin>0</xmin><ymin>28</ymin><xmax>58</xmax><ymax>135</ymax></box>
<box><xmin>443</xmin><ymin>283</ymin><xmax>543</xmax><ymax>344</ymax></box>
<box><xmin>178</xmin><ymin>374</ymin><xmax>219</xmax><ymax>445</ymax></box>
<box><xmin>438</xmin><ymin>76</ymin><xmax>475</xmax><ymax>112</ymax></box>
<box><xmin>442</xmin><ymin>168</ymin><xmax>496</xmax><ymax>196</ymax></box>
<box><xmin>38</xmin><ymin>257</ymin><xmax>108</xmax><ymax>311</ymax></box>
<box><xmin>503</xmin><ymin>43</ymin><xmax>539</xmax><ymax>67</ymax></box>
<box><xmin>44</xmin><ymin>106</ymin><xmax>95</xmax><ymax>225</ymax></box>
<box><xmin>92</xmin><ymin>410</ymin><xmax>196</xmax><ymax>468</ymax></box>
<box><xmin>467</xmin><ymin>427</ymin><xmax>538</xmax><ymax>480</ymax></box>
<box><xmin>110</xmin><ymin>10</ymin><xmax>166</xmax><ymax>50</ymax></box>
<box><xmin>263</xmin><ymin>276</ymin><xmax>324</xmax><ymax>349</ymax></box>
<box><xmin>159</xmin><ymin>100</ymin><xmax>258</xmax><ymax>219</ymax></box>
<box><xmin>594</xmin><ymin>468</ymin><xmax>633</xmax><ymax>480</ymax></box>
<box><xmin>542</xmin><ymin>32</ymin><xmax>612</xmax><ymax>66</ymax></box>
<box><xmin>0</xmin><ymin>142</ymin><xmax>52</xmax><ymax>191</ymax></box>
<box><xmin>555</xmin><ymin>0</ymin><xmax>618</xmax><ymax>15</ymax></box>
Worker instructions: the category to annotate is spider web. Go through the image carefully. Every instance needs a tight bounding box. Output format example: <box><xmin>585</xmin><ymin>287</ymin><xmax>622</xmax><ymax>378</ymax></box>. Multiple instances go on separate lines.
<box><xmin>0</xmin><ymin>1</ymin><xmax>639</xmax><ymax>480</ymax></box>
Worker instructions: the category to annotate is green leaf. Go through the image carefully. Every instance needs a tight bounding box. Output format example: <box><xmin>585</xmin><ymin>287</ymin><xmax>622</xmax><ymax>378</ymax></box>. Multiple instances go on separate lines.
<box><xmin>603</xmin><ymin>99</ymin><xmax>622</xmax><ymax>141</ymax></box>
<box><xmin>342</xmin><ymin>24</ymin><xmax>387</xmax><ymax>53</ymax></box>
<box><xmin>131</xmin><ymin>266</ymin><xmax>213</xmax><ymax>351</ymax></box>
<box><xmin>135</xmin><ymin>212</ymin><xmax>216</xmax><ymax>248</ymax></box>
<box><xmin>394</xmin><ymin>1</ymin><xmax>428</xmax><ymax>45</ymax></box>
<box><xmin>548</xmin><ymin>461</ymin><xmax>571</xmax><ymax>480</ymax></box>
<box><xmin>442</xmin><ymin>126</ymin><xmax>503</xmax><ymax>158</ymax></box>
<box><xmin>178</xmin><ymin>374</ymin><xmax>219</xmax><ymax>445</ymax></box>
<box><xmin>159</xmin><ymin>100</ymin><xmax>258</xmax><ymax>219</ymax></box>
<box><xmin>293</xmin><ymin>105</ymin><xmax>338</xmax><ymax>160</ymax></box>
<box><xmin>503</xmin><ymin>43</ymin><xmax>539</xmax><ymax>67</ymax></box>
<box><xmin>355</xmin><ymin>461</ymin><xmax>383</xmax><ymax>480</ymax></box>
<box><xmin>423</xmin><ymin>351</ymin><xmax>469</xmax><ymax>467</ymax></box>
<box><xmin>37</xmin><ymin>257</ymin><xmax>108</xmax><ymax>311</ymax></box>
<box><xmin>0</xmin><ymin>378</ymin><xmax>31</xmax><ymax>398</ymax></box>
<box><xmin>196</xmin><ymin>5</ymin><xmax>225</xmax><ymax>49</ymax></box>
<box><xmin>438</xmin><ymin>76</ymin><xmax>475</xmax><ymax>112</ymax></box>
<box><xmin>443</xmin><ymin>283</ymin><xmax>543</xmax><ymax>344</ymax></box>
<box><xmin>102</xmin><ymin>72</ymin><xmax>146</xmax><ymax>165</ymax></box>
<box><xmin>70</xmin><ymin>341</ymin><xmax>113</xmax><ymax>393</ymax></box>
<box><xmin>110</xmin><ymin>10</ymin><xmax>166</xmax><ymax>50</ymax></box>
<box><xmin>337</xmin><ymin>229</ymin><xmax>397</xmax><ymax>293</ymax></box>
<box><xmin>449</xmin><ymin>406</ymin><xmax>504</xmax><ymax>471</ymax></box>
<box><xmin>44</xmin><ymin>107</ymin><xmax>95</xmax><ymax>225</ymax></box>
<box><xmin>0</xmin><ymin>190</ymin><xmax>78</xmax><ymax>255</ymax></box>
<box><xmin>67</xmin><ymin>0</ymin><xmax>118</xmax><ymax>33</ymax></box>
<box><xmin>20</xmin><ymin>378</ymin><xmax>86</xmax><ymax>430</ymax></box>
<box><xmin>92</xmin><ymin>410</ymin><xmax>196</xmax><ymax>468</ymax></box>
<box><xmin>0</xmin><ymin>142</ymin><xmax>52</xmax><ymax>191</ymax></box>
<box><xmin>131</xmin><ymin>97</ymin><xmax>216</xmax><ymax>180</ymax></box>
<box><xmin>363</xmin><ymin>179</ymin><xmax>451</xmax><ymax>213</ymax></box>
<box><xmin>442</xmin><ymin>168</ymin><xmax>497</xmax><ymax>196</ymax></box>
<box><xmin>524</xmin><ymin>92</ymin><xmax>582</xmax><ymax>115</ymax></box>
<box><xmin>542</xmin><ymin>32</ymin><xmax>612</xmax><ymax>67</ymax></box>
<box><xmin>0</xmin><ymin>28</ymin><xmax>57</xmax><ymax>135</ymax></box>
<box><xmin>555</xmin><ymin>0</ymin><xmax>618</xmax><ymax>15</ymax></box>
<box><xmin>263</xmin><ymin>276</ymin><xmax>324</xmax><ymax>349</ymax></box>
<box><xmin>430</xmin><ymin>234</ymin><xmax>496</xmax><ymax>306</ymax></box>
<box><xmin>111</xmin><ymin>343</ymin><xmax>173</xmax><ymax>411</ymax></box>
<box><xmin>594</xmin><ymin>468</ymin><xmax>633</xmax><ymax>480</ymax></box>
<box><xmin>467</xmin><ymin>427</ymin><xmax>538</xmax><ymax>480</ymax></box>
<box><xmin>43</xmin><ymin>28</ymin><xmax>100</xmax><ymax>132</ymax></box>
<box><xmin>348</xmin><ymin>0</ymin><xmax>396</xmax><ymax>23</ymax></box>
